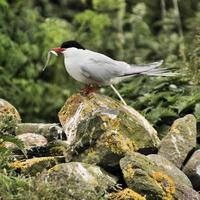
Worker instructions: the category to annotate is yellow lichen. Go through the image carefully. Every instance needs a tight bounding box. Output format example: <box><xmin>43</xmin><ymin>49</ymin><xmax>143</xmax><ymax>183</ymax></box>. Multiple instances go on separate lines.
<box><xmin>48</xmin><ymin>164</ymin><xmax>61</xmax><ymax>173</ymax></box>
<box><xmin>9</xmin><ymin>157</ymin><xmax>55</xmax><ymax>170</ymax></box>
<box><xmin>151</xmin><ymin>171</ymin><xmax>175</xmax><ymax>200</ymax></box>
<box><xmin>102</xmin><ymin>131</ymin><xmax>136</xmax><ymax>155</ymax></box>
<box><xmin>108</xmin><ymin>188</ymin><xmax>146</xmax><ymax>200</ymax></box>
<box><xmin>123</xmin><ymin>163</ymin><xmax>135</xmax><ymax>180</ymax></box>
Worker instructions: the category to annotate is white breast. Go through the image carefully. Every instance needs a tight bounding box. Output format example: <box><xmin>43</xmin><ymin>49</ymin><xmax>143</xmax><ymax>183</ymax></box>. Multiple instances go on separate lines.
<box><xmin>63</xmin><ymin>48</ymin><xmax>91</xmax><ymax>84</ymax></box>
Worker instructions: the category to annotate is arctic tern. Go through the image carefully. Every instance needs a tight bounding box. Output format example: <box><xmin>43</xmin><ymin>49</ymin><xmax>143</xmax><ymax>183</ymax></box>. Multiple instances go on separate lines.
<box><xmin>45</xmin><ymin>40</ymin><xmax>174</xmax><ymax>105</ymax></box>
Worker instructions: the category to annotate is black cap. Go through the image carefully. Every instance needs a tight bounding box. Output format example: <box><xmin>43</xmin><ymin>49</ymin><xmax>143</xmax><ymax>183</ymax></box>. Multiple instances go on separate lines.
<box><xmin>60</xmin><ymin>40</ymin><xmax>85</xmax><ymax>49</ymax></box>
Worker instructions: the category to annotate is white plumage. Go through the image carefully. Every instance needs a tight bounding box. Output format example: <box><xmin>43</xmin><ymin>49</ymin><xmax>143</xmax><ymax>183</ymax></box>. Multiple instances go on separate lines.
<box><xmin>45</xmin><ymin>40</ymin><xmax>175</xmax><ymax>105</ymax></box>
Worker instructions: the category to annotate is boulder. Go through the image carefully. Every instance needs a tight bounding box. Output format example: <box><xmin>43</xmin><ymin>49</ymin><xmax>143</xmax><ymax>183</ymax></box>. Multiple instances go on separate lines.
<box><xmin>120</xmin><ymin>153</ymin><xmax>176</xmax><ymax>200</ymax></box>
<box><xmin>58</xmin><ymin>93</ymin><xmax>160</xmax><ymax>167</ymax></box>
<box><xmin>147</xmin><ymin>154</ymin><xmax>192</xmax><ymax>187</ymax></box>
<box><xmin>46</xmin><ymin>162</ymin><xmax>118</xmax><ymax>200</ymax></box>
<box><xmin>3</xmin><ymin>133</ymin><xmax>48</xmax><ymax>150</ymax></box>
<box><xmin>182</xmin><ymin>150</ymin><xmax>200</xmax><ymax>190</ymax></box>
<box><xmin>158</xmin><ymin>114</ymin><xmax>197</xmax><ymax>168</ymax></box>
<box><xmin>15</xmin><ymin>123</ymin><xmax>64</xmax><ymax>141</ymax></box>
<box><xmin>0</xmin><ymin>98</ymin><xmax>21</xmax><ymax>122</ymax></box>
<box><xmin>10</xmin><ymin>157</ymin><xmax>56</xmax><ymax>175</ymax></box>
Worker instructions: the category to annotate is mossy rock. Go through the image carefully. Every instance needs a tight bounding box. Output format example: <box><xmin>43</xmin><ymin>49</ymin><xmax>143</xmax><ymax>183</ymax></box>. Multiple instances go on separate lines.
<box><xmin>58</xmin><ymin>93</ymin><xmax>160</xmax><ymax>167</ymax></box>
<box><xmin>9</xmin><ymin>157</ymin><xmax>56</xmax><ymax>175</ymax></box>
<box><xmin>0</xmin><ymin>98</ymin><xmax>21</xmax><ymax>122</ymax></box>
<box><xmin>158</xmin><ymin>114</ymin><xmax>197</xmax><ymax>168</ymax></box>
<box><xmin>47</xmin><ymin>162</ymin><xmax>118</xmax><ymax>200</ymax></box>
<box><xmin>147</xmin><ymin>154</ymin><xmax>192</xmax><ymax>188</ymax></box>
<box><xmin>120</xmin><ymin>153</ymin><xmax>176</xmax><ymax>200</ymax></box>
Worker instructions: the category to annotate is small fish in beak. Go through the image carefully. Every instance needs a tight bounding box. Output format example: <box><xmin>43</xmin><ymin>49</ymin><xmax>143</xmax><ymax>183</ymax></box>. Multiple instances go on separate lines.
<box><xmin>43</xmin><ymin>50</ymin><xmax>58</xmax><ymax>71</ymax></box>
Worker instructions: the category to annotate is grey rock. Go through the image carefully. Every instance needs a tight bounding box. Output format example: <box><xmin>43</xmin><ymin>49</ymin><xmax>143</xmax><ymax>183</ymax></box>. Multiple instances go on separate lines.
<box><xmin>158</xmin><ymin>114</ymin><xmax>197</xmax><ymax>168</ymax></box>
<box><xmin>174</xmin><ymin>183</ymin><xmax>200</xmax><ymax>200</ymax></box>
<box><xmin>47</xmin><ymin>162</ymin><xmax>117</xmax><ymax>200</ymax></box>
<box><xmin>147</xmin><ymin>154</ymin><xmax>192</xmax><ymax>188</ymax></box>
<box><xmin>15</xmin><ymin>123</ymin><xmax>64</xmax><ymax>141</ymax></box>
<box><xmin>183</xmin><ymin>150</ymin><xmax>200</xmax><ymax>190</ymax></box>
<box><xmin>3</xmin><ymin>133</ymin><xmax>48</xmax><ymax>150</ymax></box>
<box><xmin>120</xmin><ymin>152</ymin><xmax>176</xmax><ymax>200</ymax></box>
<box><xmin>58</xmin><ymin>93</ymin><xmax>160</xmax><ymax>167</ymax></box>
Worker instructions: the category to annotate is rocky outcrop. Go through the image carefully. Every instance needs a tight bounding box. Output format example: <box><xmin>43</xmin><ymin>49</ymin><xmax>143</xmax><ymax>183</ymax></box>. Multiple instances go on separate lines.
<box><xmin>58</xmin><ymin>93</ymin><xmax>160</xmax><ymax>167</ymax></box>
<box><xmin>2</xmin><ymin>95</ymin><xmax>200</xmax><ymax>200</ymax></box>
<box><xmin>158</xmin><ymin>114</ymin><xmax>197</xmax><ymax>168</ymax></box>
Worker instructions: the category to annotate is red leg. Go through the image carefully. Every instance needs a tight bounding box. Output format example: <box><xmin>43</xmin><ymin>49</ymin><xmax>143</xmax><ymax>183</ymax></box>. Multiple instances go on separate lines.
<box><xmin>80</xmin><ymin>85</ymin><xmax>97</xmax><ymax>95</ymax></box>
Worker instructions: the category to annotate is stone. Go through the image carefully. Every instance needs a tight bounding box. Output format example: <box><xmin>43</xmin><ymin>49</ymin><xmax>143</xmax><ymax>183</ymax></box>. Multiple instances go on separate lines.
<box><xmin>174</xmin><ymin>183</ymin><xmax>200</xmax><ymax>200</ymax></box>
<box><xmin>58</xmin><ymin>93</ymin><xmax>160</xmax><ymax>167</ymax></box>
<box><xmin>147</xmin><ymin>154</ymin><xmax>192</xmax><ymax>188</ymax></box>
<box><xmin>47</xmin><ymin>162</ymin><xmax>117</xmax><ymax>200</ymax></box>
<box><xmin>182</xmin><ymin>150</ymin><xmax>200</xmax><ymax>190</ymax></box>
<box><xmin>9</xmin><ymin>157</ymin><xmax>56</xmax><ymax>175</ymax></box>
<box><xmin>120</xmin><ymin>152</ymin><xmax>176</xmax><ymax>200</ymax></box>
<box><xmin>158</xmin><ymin>114</ymin><xmax>197</xmax><ymax>168</ymax></box>
<box><xmin>15</xmin><ymin>123</ymin><xmax>64</xmax><ymax>141</ymax></box>
<box><xmin>3</xmin><ymin>133</ymin><xmax>48</xmax><ymax>150</ymax></box>
<box><xmin>0</xmin><ymin>98</ymin><xmax>21</xmax><ymax>122</ymax></box>
<box><xmin>107</xmin><ymin>188</ymin><xmax>146</xmax><ymax>200</ymax></box>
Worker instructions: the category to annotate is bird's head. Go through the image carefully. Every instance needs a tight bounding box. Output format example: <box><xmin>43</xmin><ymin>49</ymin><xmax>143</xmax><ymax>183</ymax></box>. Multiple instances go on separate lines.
<box><xmin>52</xmin><ymin>40</ymin><xmax>85</xmax><ymax>54</ymax></box>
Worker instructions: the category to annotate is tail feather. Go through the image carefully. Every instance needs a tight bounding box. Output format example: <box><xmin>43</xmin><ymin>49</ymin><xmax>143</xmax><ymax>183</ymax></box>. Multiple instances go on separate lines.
<box><xmin>123</xmin><ymin>60</ymin><xmax>177</xmax><ymax>77</ymax></box>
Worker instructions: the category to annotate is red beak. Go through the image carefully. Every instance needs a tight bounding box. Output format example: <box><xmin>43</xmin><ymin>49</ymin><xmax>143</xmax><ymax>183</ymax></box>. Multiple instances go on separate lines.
<box><xmin>52</xmin><ymin>47</ymin><xmax>65</xmax><ymax>53</ymax></box>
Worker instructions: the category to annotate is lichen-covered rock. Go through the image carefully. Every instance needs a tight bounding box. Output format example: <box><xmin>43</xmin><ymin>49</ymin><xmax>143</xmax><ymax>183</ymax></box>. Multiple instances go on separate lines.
<box><xmin>158</xmin><ymin>114</ymin><xmax>197</xmax><ymax>168</ymax></box>
<box><xmin>15</xmin><ymin>123</ymin><xmax>64</xmax><ymax>141</ymax></box>
<box><xmin>107</xmin><ymin>188</ymin><xmax>146</xmax><ymax>200</ymax></box>
<box><xmin>120</xmin><ymin>153</ymin><xmax>176</xmax><ymax>200</ymax></box>
<box><xmin>182</xmin><ymin>150</ymin><xmax>200</xmax><ymax>190</ymax></box>
<box><xmin>10</xmin><ymin>157</ymin><xmax>56</xmax><ymax>175</ymax></box>
<box><xmin>0</xmin><ymin>98</ymin><xmax>21</xmax><ymax>122</ymax></box>
<box><xmin>174</xmin><ymin>183</ymin><xmax>200</xmax><ymax>200</ymax></box>
<box><xmin>58</xmin><ymin>93</ymin><xmax>160</xmax><ymax>167</ymax></box>
<box><xmin>47</xmin><ymin>162</ymin><xmax>117</xmax><ymax>200</ymax></box>
<box><xmin>3</xmin><ymin>133</ymin><xmax>48</xmax><ymax>150</ymax></box>
<box><xmin>147</xmin><ymin>154</ymin><xmax>192</xmax><ymax>188</ymax></box>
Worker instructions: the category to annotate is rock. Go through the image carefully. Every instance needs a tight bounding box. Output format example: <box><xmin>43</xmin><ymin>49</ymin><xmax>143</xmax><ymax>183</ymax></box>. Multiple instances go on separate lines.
<box><xmin>182</xmin><ymin>150</ymin><xmax>200</xmax><ymax>190</ymax></box>
<box><xmin>46</xmin><ymin>162</ymin><xmax>117</xmax><ymax>200</ymax></box>
<box><xmin>158</xmin><ymin>114</ymin><xmax>197</xmax><ymax>168</ymax></box>
<box><xmin>147</xmin><ymin>154</ymin><xmax>192</xmax><ymax>188</ymax></box>
<box><xmin>58</xmin><ymin>93</ymin><xmax>160</xmax><ymax>167</ymax></box>
<box><xmin>15</xmin><ymin>123</ymin><xmax>64</xmax><ymax>141</ymax></box>
<box><xmin>3</xmin><ymin>133</ymin><xmax>48</xmax><ymax>150</ymax></box>
<box><xmin>9</xmin><ymin>157</ymin><xmax>56</xmax><ymax>175</ymax></box>
<box><xmin>174</xmin><ymin>183</ymin><xmax>200</xmax><ymax>200</ymax></box>
<box><xmin>107</xmin><ymin>188</ymin><xmax>146</xmax><ymax>200</ymax></box>
<box><xmin>120</xmin><ymin>152</ymin><xmax>176</xmax><ymax>200</ymax></box>
<box><xmin>0</xmin><ymin>98</ymin><xmax>21</xmax><ymax>122</ymax></box>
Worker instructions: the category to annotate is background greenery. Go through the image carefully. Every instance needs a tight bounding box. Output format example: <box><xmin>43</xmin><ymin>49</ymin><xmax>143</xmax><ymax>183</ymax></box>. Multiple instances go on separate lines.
<box><xmin>0</xmin><ymin>0</ymin><xmax>200</xmax><ymax>137</ymax></box>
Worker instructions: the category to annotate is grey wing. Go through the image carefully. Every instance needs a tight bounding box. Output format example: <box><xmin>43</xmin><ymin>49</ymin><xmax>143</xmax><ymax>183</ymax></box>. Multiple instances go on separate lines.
<box><xmin>80</xmin><ymin>53</ymin><xmax>128</xmax><ymax>83</ymax></box>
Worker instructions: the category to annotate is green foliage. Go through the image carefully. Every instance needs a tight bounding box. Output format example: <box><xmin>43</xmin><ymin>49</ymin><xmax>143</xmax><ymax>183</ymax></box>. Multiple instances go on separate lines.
<box><xmin>0</xmin><ymin>0</ymin><xmax>199</xmax><ymax>137</ymax></box>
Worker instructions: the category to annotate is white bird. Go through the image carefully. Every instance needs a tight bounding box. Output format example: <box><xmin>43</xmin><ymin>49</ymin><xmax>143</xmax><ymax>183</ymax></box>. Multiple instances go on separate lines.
<box><xmin>47</xmin><ymin>40</ymin><xmax>174</xmax><ymax>105</ymax></box>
